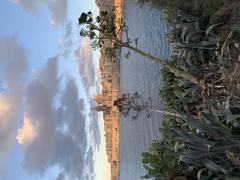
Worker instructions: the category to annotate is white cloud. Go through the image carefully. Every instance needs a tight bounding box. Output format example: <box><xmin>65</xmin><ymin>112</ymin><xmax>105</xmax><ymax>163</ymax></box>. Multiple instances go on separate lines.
<box><xmin>0</xmin><ymin>36</ymin><xmax>28</xmax><ymax>169</ymax></box>
<box><xmin>9</xmin><ymin>0</ymin><xmax>68</xmax><ymax>27</ymax></box>
<box><xmin>74</xmin><ymin>40</ymin><xmax>96</xmax><ymax>95</ymax></box>
<box><xmin>58</xmin><ymin>22</ymin><xmax>73</xmax><ymax>57</ymax></box>
<box><xmin>48</xmin><ymin>0</ymin><xmax>68</xmax><ymax>28</ymax></box>
<box><xmin>58</xmin><ymin>36</ymin><xmax>65</xmax><ymax>48</ymax></box>
<box><xmin>19</xmin><ymin>57</ymin><xmax>88</xmax><ymax>179</ymax></box>
<box><xmin>16</xmin><ymin>114</ymin><xmax>38</xmax><ymax>149</ymax></box>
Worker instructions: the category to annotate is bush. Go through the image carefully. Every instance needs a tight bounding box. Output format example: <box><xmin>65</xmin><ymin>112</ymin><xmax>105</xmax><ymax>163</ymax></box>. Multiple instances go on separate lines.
<box><xmin>141</xmin><ymin>140</ymin><xmax>196</xmax><ymax>179</ymax></box>
<box><xmin>159</xmin><ymin>57</ymin><xmax>201</xmax><ymax>114</ymax></box>
<box><xmin>142</xmin><ymin>109</ymin><xmax>240</xmax><ymax>179</ymax></box>
<box><xmin>137</xmin><ymin>0</ymin><xmax>224</xmax><ymax>23</ymax></box>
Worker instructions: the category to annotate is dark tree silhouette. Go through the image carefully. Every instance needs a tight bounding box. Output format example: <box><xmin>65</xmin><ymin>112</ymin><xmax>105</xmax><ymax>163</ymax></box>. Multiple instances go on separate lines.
<box><xmin>113</xmin><ymin>92</ymin><xmax>180</xmax><ymax>119</ymax></box>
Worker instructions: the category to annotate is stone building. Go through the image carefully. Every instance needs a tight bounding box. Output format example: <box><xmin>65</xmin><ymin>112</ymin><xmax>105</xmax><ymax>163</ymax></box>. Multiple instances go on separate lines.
<box><xmin>92</xmin><ymin>54</ymin><xmax>120</xmax><ymax>179</ymax></box>
<box><xmin>92</xmin><ymin>91</ymin><xmax>120</xmax><ymax>179</ymax></box>
<box><xmin>92</xmin><ymin>0</ymin><xmax>123</xmax><ymax>179</ymax></box>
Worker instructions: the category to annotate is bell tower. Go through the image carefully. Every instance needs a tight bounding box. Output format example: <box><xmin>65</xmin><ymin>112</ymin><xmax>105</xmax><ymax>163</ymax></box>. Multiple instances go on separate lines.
<box><xmin>90</xmin><ymin>105</ymin><xmax>111</xmax><ymax>113</ymax></box>
<box><xmin>91</xmin><ymin>95</ymin><xmax>112</xmax><ymax>114</ymax></box>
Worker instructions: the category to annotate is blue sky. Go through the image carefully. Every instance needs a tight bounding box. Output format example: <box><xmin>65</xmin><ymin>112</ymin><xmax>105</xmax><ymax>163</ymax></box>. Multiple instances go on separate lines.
<box><xmin>0</xmin><ymin>0</ymin><xmax>110</xmax><ymax>180</ymax></box>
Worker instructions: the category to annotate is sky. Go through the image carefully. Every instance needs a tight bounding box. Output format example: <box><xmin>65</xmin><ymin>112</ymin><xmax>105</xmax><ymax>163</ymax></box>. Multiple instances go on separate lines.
<box><xmin>0</xmin><ymin>0</ymin><xmax>110</xmax><ymax>180</ymax></box>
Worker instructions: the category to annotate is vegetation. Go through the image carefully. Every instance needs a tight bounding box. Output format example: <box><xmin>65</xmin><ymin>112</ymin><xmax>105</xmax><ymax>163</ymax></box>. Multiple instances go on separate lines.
<box><xmin>137</xmin><ymin>0</ymin><xmax>224</xmax><ymax>23</ymax></box>
<box><xmin>141</xmin><ymin>139</ymin><xmax>196</xmax><ymax>179</ymax></box>
<box><xmin>139</xmin><ymin>0</ymin><xmax>240</xmax><ymax>179</ymax></box>
<box><xmin>113</xmin><ymin>92</ymin><xmax>181</xmax><ymax>119</ymax></box>
<box><xmin>78</xmin><ymin>11</ymin><xmax>206</xmax><ymax>88</ymax></box>
<box><xmin>78</xmin><ymin>0</ymin><xmax>240</xmax><ymax>179</ymax></box>
<box><xmin>142</xmin><ymin>109</ymin><xmax>240</xmax><ymax>179</ymax></box>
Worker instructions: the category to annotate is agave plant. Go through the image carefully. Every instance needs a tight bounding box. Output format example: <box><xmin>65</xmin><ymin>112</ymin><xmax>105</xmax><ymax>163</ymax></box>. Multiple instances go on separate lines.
<box><xmin>162</xmin><ymin>10</ymin><xmax>240</xmax><ymax>114</ymax></box>
<box><xmin>142</xmin><ymin>105</ymin><xmax>240</xmax><ymax>179</ymax></box>
<box><xmin>169</xmin><ymin>10</ymin><xmax>220</xmax><ymax>58</ymax></box>
<box><xmin>167</xmin><ymin>110</ymin><xmax>240</xmax><ymax>179</ymax></box>
<box><xmin>141</xmin><ymin>140</ymin><xmax>195</xmax><ymax>179</ymax></box>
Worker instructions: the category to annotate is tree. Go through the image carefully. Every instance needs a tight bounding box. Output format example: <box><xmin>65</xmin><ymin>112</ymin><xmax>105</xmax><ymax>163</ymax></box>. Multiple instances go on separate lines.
<box><xmin>113</xmin><ymin>92</ymin><xmax>180</xmax><ymax>119</ymax></box>
<box><xmin>78</xmin><ymin>11</ymin><xmax>205</xmax><ymax>89</ymax></box>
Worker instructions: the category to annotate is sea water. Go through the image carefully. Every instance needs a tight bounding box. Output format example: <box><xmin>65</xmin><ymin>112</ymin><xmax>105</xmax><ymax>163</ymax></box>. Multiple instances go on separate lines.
<box><xmin>119</xmin><ymin>0</ymin><xmax>171</xmax><ymax>179</ymax></box>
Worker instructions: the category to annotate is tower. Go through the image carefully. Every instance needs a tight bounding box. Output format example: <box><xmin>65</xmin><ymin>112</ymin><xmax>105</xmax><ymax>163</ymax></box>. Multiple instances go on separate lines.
<box><xmin>91</xmin><ymin>105</ymin><xmax>111</xmax><ymax>113</ymax></box>
<box><xmin>91</xmin><ymin>94</ymin><xmax>112</xmax><ymax>114</ymax></box>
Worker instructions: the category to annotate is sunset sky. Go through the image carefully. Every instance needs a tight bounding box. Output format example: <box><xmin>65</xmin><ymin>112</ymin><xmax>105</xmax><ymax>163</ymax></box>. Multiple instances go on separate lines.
<box><xmin>0</xmin><ymin>0</ymin><xmax>110</xmax><ymax>180</ymax></box>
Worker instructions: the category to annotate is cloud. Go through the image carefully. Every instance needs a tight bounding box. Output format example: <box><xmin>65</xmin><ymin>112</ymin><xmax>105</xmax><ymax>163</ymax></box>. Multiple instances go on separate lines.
<box><xmin>89</xmin><ymin>111</ymin><xmax>101</xmax><ymax>150</ymax></box>
<box><xmin>20</xmin><ymin>57</ymin><xmax>60</xmax><ymax>174</ymax></box>
<box><xmin>9</xmin><ymin>0</ymin><xmax>68</xmax><ymax>27</ymax></box>
<box><xmin>74</xmin><ymin>40</ymin><xmax>96</xmax><ymax>95</ymax></box>
<box><xmin>0</xmin><ymin>36</ymin><xmax>28</xmax><ymax>169</ymax></box>
<box><xmin>16</xmin><ymin>114</ymin><xmax>39</xmax><ymax>149</ymax></box>
<box><xmin>80</xmin><ymin>147</ymin><xmax>95</xmax><ymax>180</ymax></box>
<box><xmin>55</xmin><ymin>172</ymin><xmax>65</xmax><ymax>180</ymax></box>
<box><xmin>64</xmin><ymin>22</ymin><xmax>72</xmax><ymax>39</ymax></box>
<box><xmin>9</xmin><ymin>0</ymin><xmax>46</xmax><ymax>12</ymax></box>
<box><xmin>0</xmin><ymin>36</ymin><xmax>28</xmax><ymax>90</ymax></box>
<box><xmin>57</xmin><ymin>36</ymin><xmax>65</xmax><ymax>48</ymax></box>
<box><xmin>0</xmin><ymin>95</ymin><xmax>12</xmax><ymax>117</ymax></box>
<box><xmin>48</xmin><ymin>0</ymin><xmax>68</xmax><ymax>28</ymax></box>
<box><xmin>0</xmin><ymin>95</ymin><xmax>15</xmax><ymax>155</ymax></box>
<box><xmin>58</xmin><ymin>22</ymin><xmax>73</xmax><ymax>57</ymax></box>
<box><xmin>85</xmin><ymin>148</ymin><xmax>95</xmax><ymax>179</ymax></box>
<box><xmin>58</xmin><ymin>76</ymin><xmax>87</xmax><ymax>147</ymax></box>
<box><xmin>18</xmin><ymin>57</ymin><xmax>88</xmax><ymax>179</ymax></box>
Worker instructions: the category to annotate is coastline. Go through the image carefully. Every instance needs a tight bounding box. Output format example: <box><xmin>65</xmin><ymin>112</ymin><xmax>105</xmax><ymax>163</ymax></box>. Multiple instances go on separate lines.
<box><xmin>94</xmin><ymin>0</ymin><xmax>123</xmax><ymax>179</ymax></box>
<box><xmin>114</xmin><ymin>0</ymin><xmax>123</xmax><ymax>179</ymax></box>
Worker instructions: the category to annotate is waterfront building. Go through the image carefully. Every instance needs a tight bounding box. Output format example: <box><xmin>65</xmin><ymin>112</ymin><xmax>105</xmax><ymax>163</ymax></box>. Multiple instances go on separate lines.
<box><xmin>92</xmin><ymin>1</ymin><xmax>123</xmax><ymax>179</ymax></box>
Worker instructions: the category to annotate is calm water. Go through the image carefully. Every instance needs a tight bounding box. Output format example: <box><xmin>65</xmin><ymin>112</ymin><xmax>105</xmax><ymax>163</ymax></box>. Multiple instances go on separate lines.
<box><xmin>119</xmin><ymin>0</ymin><xmax>171</xmax><ymax>179</ymax></box>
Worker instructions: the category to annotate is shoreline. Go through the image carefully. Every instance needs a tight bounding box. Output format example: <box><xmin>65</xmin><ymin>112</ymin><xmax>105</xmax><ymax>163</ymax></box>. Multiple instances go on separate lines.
<box><xmin>94</xmin><ymin>0</ymin><xmax>124</xmax><ymax>179</ymax></box>
<box><xmin>114</xmin><ymin>0</ymin><xmax>123</xmax><ymax>179</ymax></box>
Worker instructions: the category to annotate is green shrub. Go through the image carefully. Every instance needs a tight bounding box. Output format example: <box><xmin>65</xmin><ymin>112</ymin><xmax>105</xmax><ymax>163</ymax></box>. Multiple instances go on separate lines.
<box><xmin>142</xmin><ymin>109</ymin><xmax>240</xmax><ymax>179</ymax></box>
<box><xmin>141</xmin><ymin>140</ymin><xmax>196</xmax><ymax>179</ymax></box>
<box><xmin>137</xmin><ymin>0</ymin><xmax>224</xmax><ymax>23</ymax></box>
<box><xmin>168</xmin><ymin>110</ymin><xmax>240</xmax><ymax>178</ymax></box>
<box><xmin>159</xmin><ymin>56</ymin><xmax>201</xmax><ymax>114</ymax></box>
